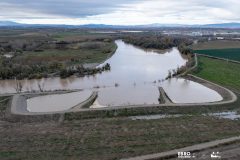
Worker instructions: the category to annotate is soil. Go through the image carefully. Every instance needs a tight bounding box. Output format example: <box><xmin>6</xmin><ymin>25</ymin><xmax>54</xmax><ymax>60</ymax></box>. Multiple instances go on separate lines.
<box><xmin>1</xmin><ymin>108</ymin><xmax>240</xmax><ymax>160</ymax></box>
<box><xmin>192</xmin><ymin>40</ymin><xmax>240</xmax><ymax>50</ymax></box>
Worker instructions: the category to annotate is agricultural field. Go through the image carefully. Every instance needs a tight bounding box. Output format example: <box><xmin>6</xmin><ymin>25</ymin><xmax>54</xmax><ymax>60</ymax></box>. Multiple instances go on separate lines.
<box><xmin>194</xmin><ymin>48</ymin><xmax>240</xmax><ymax>62</ymax></box>
<box><xmin>23</xmin><ymin>41</ymin><xmax>117</xmax><ymax>64</ymax></box>
<box><xmin>0</xmin><ymin>33</ymin><xmax>23</xmax><ymax>36</ymax></box>
<box><xmin>1</xmin><ymin>102</ymin><xmax>240</xmax><ymax>160</ymax></box>
<box><xmin>192</xmin><ymin>40</ymin><xmax>240</xmax><ymax>50</ymax></box>
<box><xmin>190</xmin><ymin>55</ymin><xmax>240</xmax><ymax>92</ymax></box>
<box><xmin>62</xmin><ymin>34</ymin><xmax>114</xmax><ymax>41</ymax></box>
<box><xmin>57</xmin><ymin>32</ymin><xmax>110</xmax><ymax>36</ymax></box>
<box><xmin>0</xmin><ymin>35</ymin><xmax>60</xmax><ymax>41</ymax></box>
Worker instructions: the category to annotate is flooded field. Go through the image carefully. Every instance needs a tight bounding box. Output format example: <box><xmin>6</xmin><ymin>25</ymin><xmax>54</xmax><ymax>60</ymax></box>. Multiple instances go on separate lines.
<box><xmin>27</xmin><ymin>90</ymin><xmax>92</xmax><ymax>112</ymax></box>
<box><xmin>0</xmin><ymin>40</ymin><xmax>223</xmax><ymax>107</ymax></box>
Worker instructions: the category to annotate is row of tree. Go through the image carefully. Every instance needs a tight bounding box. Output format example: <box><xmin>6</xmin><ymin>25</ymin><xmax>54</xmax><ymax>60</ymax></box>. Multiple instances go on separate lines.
<box><xmin>0</xmin><ymin>40</ymin><xmax>43</xmax><ymax>52</ymax></box>
<box><xmin>123</xmin><ymin>35</ymin><xmax>198</xmax><ymax>54</ymax></box>
<box><xmin>0</xmin><ymin>55</ymin><xmax>111</xmax><ymax>80</ymax></box>
<box><xmin>59</xmin><ymin>63</ymin><xmax>111</xmax><ymax>78</ymax></box>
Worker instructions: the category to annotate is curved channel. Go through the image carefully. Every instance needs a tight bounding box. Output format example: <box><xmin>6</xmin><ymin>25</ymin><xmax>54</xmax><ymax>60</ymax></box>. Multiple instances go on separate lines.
<box><xmin>0</xmin><ymin>40</ymin><xmax>222</xmax><ymax>107</ymax></box>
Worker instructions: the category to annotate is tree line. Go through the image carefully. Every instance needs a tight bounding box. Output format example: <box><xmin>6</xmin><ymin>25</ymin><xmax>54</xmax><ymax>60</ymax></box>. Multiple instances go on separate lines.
<box><xmin>123</xmin><ymin>35</ymin><xmax>196</xmax><ymax>55</ymax></box>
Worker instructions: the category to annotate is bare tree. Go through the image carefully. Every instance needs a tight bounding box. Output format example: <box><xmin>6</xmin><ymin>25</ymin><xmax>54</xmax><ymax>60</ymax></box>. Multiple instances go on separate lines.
<box><xmin>14</xmin><ymin>83</ymin><xmax>19</xmax><ymax>93</ymax></box>
<box><xmin>38</xmin><ymin>82</ymin><xmax>45</xmax><ymax>92</ymax></box>
<box><xmin>26</xmin><ymin>86</ymin><xmax>29</xmax><ymax>92</ymax></box>
<box><xmin>168</xmin><ymin>70</ymin><xmax>172</xmax><ymax>79</ymax></box>
<box><xmin>19</xmin><ymin>83</ymin><xmax>22</xmax><ymax>93</ymax></box>
<box><xmin>14</xmin><ymin>82</ymin><xmax>23</xmax><ymax>93</ymax></box>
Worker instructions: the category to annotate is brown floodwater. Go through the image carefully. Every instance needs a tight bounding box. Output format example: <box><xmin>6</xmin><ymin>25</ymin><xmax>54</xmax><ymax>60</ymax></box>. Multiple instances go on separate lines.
<box><xmin>161</xmin><ymin>78</ymin><xmax>222</xmax><ymax>103</ymax></box>
<box><xmin>27</xmin><ymin>90</ymin><xmax>92</xmax><ymax>112</ymax></box>
<box><xmin>0</xmin><ymin>40</ymin><xmax>222</xmax><ymax>107</ymax></box>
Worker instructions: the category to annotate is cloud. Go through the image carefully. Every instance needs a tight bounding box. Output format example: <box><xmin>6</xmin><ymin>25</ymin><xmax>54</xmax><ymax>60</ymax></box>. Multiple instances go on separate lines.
<box><xmin>1</xmin><ymin>0</ymin><xmax>240</xmax><ymax>25</ymax></box>
<box><xmin>0</xmin><ymin>0</ymin><xmax>148</xmax><ymax>18</ymax></box>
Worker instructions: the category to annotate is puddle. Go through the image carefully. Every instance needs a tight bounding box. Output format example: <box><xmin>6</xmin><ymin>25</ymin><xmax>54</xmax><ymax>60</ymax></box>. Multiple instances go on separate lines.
<box><xmin>2</xmin><ymin>54</ymin><xmax>13</xmax><ymax>58</ymax></box>
<box><xmin>27</xmin><ymin>90</ymin><xmax>92</xmax><ymax>112</ymax></box>
<box><xmin>131</xmin><ymin>114</ymin><xmax>185</xmax><ymax>120</ymax></box>
<box><xmin>203</xmin><ymin>111</ymin><xmax>240</xmax><ymax>120</ymax></box>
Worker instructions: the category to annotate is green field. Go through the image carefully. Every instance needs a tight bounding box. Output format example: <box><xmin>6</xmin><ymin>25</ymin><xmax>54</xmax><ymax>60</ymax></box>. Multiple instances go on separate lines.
<box><xmin>57</xmin><ymin>32</ymin><xmax>111</xmax><ymax>36</ymax></box>
<box><xmin>23</xmin><ymin>42</ymin><xmax>117</xmax><ymax>64</ymax></box>
<box><xmin>190</xmin><ymin>55</ymin><xmax>240</xmax><ymax>91</ymax></box>
<box><xmin>53</xmin><ymin>37</ymin><xmax>66</xmax><ymax>40</ymax></box>
<box><xmin>35</xmin><ymin>35</ymin><xmax>46</xmax><ymax>36</ymax></box>
<box><xmin>194</xmin><ymin>48</ymin><xmax>240</xmax><ymax>61</ymax></box>
<box><xmin>0</xmin><ymin>33</ymin><xmax>23</xmax><ymax>36</ymax></box>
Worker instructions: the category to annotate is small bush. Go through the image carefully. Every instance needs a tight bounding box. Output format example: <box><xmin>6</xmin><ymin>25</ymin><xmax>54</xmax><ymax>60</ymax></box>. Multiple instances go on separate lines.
<box><xmin>36</xmin><ymin>74</ymin><xmax>42</xmax><ymax>79</ymax></box>
<box><xmin>94</xmin><ymin>85</ymin><xmax>100</xmax><ymax>88</ymax></box>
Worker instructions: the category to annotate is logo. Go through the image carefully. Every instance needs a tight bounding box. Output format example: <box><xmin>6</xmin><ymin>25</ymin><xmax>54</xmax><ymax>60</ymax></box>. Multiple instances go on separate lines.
<box><xmin>211</xmin><ymin>151</ymin><xmax>221</xmax><ymax>158</ymax></box>
<box><xmin>178</xmin><ymin>152</ymin><xmax>195</xmax><ymax>158</ymax></box>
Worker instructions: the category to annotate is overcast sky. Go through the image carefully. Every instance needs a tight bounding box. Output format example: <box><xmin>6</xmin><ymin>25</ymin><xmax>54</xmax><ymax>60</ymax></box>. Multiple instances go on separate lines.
<box><xmin>0</xmin><ymin>0</ymin><xmax>239</xmax><ymax>25</ymax></box>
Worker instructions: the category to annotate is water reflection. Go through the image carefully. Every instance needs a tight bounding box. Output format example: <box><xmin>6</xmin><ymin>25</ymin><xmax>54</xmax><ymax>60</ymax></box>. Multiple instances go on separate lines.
<box><xmin>161</xmin><ymin>78</ymin><xmax>223</xmax><ymax>103</ymax></box>
<box><xmin>0</xmin><ymin>40</ymin><xmax>222</xmax><ymax>106</ymax></box>
<box><xmin>27</xmin><ymin>90</ymin><xmax>92</xmax><ymax>112</ymax></box>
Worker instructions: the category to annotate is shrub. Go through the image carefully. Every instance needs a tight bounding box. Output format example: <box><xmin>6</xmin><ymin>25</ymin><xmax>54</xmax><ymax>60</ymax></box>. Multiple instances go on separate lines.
<box><xmin>36</xmin><ymin>74</ymin><xmax>42</xmax><ymax>79</ymax></box>
<box><xmin>15</xmin><ymin>48</ymin><xmax>23</xmax><ymax>54</ymax></box>
<box><xmin>28</xmin><ymin>74</ymin><xmax>34</xmax><ymax>79</ymax></box>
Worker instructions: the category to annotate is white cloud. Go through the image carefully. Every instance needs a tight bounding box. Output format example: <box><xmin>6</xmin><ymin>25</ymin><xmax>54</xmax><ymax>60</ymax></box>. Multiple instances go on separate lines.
<box><xmin>1</xmin><ymin>0</ymin><xmax>240</xmax><ymax>25</ymax></box>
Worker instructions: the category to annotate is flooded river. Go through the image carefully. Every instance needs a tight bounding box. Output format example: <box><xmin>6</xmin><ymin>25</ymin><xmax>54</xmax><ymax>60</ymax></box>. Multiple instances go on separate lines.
<box><xmin>0</xmin><ymin>40</ymin><xmax>222</xmax><ymax>107</ymax></box>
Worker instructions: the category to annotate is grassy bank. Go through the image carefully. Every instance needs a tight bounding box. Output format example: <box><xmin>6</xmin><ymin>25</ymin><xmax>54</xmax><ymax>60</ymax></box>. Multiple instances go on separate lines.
<box><xmin>190</xmin><ymin>55</ymin><xmax>240</xmax><ymax>92</ymax></box>
<box><xmin>0</xmin><ymin>96</ymin><xmax>12</xmax><ymax>120</ymax></box>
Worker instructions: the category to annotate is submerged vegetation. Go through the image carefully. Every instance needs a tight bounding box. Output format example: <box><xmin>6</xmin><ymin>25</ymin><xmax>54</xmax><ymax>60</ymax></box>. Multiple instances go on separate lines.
<box><xmin>0</xmin><ymin>38</ymin><xmax>115</xmax><ymax>79</ymax></box>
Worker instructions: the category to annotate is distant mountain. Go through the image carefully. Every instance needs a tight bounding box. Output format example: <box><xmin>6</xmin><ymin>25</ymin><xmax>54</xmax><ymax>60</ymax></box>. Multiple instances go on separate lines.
<box><xmin>199</xmin><ymin>23</ymin><xmax>240</xmax><ymax>28</ymax></box>
<box><xmin>1</xmin><ymin>21</ymin><xmax>240</xmax><ymax>28</ymax></box>
<box><xmin>0</xmin><ymin>21</ymin><xmax>22</xmax><ymax>26</ymax></box>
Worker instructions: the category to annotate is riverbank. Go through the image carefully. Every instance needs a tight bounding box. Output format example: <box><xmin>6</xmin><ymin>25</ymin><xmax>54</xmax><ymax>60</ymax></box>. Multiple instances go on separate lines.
<box><xmin>0</xmin><ymin>41</ymin><xmax>117</xmax><ymax>80</ymax></box>
<box><xmin>0</xmin><ymin>53</ymin><xmax>240</xmax><ymax>159</ymax></box>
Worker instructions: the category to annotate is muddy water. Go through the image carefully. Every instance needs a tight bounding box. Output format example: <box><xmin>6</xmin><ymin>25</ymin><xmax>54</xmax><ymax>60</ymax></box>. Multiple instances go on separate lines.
<box><xmin>0</xmin><ymin>40</ymin><xmax>222</xmax><ymax>106</ymax></box>
<box><xmin>27</xmin><ymin>90</ymin><xmax>92</xmax><ymax>112</ymax></box>
<box><xmin>161</xmin><ymin>78</ymin><xmax>223</xmax><ymax>103</ymax></box>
